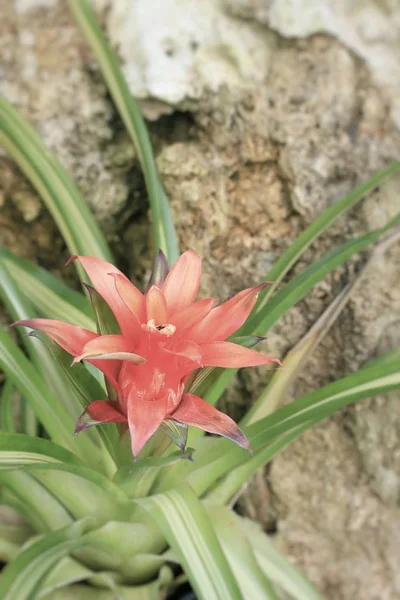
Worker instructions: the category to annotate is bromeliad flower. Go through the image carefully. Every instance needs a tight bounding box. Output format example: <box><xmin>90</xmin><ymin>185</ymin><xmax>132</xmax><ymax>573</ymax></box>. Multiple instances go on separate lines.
<box><xmin>15</xmin><ymin>251</ymin><xmax>281</xmax><ymax>458</ymax></box>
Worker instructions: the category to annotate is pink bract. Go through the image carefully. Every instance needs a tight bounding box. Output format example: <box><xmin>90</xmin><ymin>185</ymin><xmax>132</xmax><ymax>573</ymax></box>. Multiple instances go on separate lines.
<box><xmin>15</xmin><ymin>251</ymin><xmax>280</xmax><ymax>458</ymax></box>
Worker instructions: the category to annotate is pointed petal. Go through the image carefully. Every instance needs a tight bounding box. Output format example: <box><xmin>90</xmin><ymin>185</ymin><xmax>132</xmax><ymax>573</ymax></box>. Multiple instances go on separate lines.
<box><xmin>146</xmin><ymin>286</ymin><xmax>168</xmax><ymax>324</ymax></box>
<box><xmin>73</xmin><ymin>335</ymin><xmax>146</xmax><ymax>365</ymax></box>
<box><xmin>90</xmin><ymin>352</ymin><xmax>146</xmax><ymax>363</ymax></box>
<box><xmin>172</xmin><ymin>393</ymin><xmax>250</xmax><ymax>451</ymax></box>
<box><xmin>230</xmin><ymin>335</ymin><xmax>266</xmax><ymax>348</ymax></box>
<box><xmin>188</xmin><ymin>283</ymin><xmax>270</xmax><ymax>343</ymax></box>
<box><xmin>201</xmin><ymin>341</ymin><xmax>282</xmax><ymax>368</ymax></box>
<box><xmin>146</xmin><ymin>250</ymin><xmax>169</xmax><ymax>291</ymax></box>
<box><xmin>162</xmin><ymin>250</ymin><xmax>202</xmax><ymax>315</ymax></box>
<box><xmin>163</xmin><ymin>340</ymin><xmax>203</xmax><ymax>379</ymax></box>
<box><xmin>127</xmin><ymin>393</ymin><xmax>168</xmax><ymax>458</ymax></box>
<box><xmin>167</xmin><ymin>339</ymin><xmax>203</xmax><ymax>363</ymax></box>
<box><xmin>68</xmin><ymin>256</ymin><xmax>141</xmax><ymax>339</ymax></box>
<box><xmin>170</xmin><ymin>297</ymin><xmax>217</xmax><ymax>332</ymax></box>
<box><xmin>14</xmin><ymin>319</ymin><xmax>122</xmax><ymax>392</ymax></box>
<box><xmin>14</xmin><ymin>318</ymin><xmax>97</xmax><ymax>356</ymax></box>
<box><xmin>110</xmin><ymin>273</ymin><xmax>146</xmax><ymax>323</ymax></box>
<box><xmin>75</xmin><ymin>400</ymin><xmax>127</xmax><ymax>434</ymax></box>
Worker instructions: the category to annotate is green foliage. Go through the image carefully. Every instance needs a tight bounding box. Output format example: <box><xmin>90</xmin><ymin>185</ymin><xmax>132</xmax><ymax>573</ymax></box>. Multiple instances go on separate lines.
<box><xmin>0</xmin><ymin>99</ymin><xmax>112</xmax><ymax>281</ymax></box>
<box><xmin>68</xmin><ymin>0</ymin><xmax>179</xmax><ymax>265</ymax></box>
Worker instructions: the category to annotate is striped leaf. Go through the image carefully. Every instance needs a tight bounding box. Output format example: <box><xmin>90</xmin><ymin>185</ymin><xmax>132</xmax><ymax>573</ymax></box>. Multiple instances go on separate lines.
<box><xmin>68</xmin><ymin>0</ymin><xmax>179</xmax><ymax>264</ymax></box>
<box><xmin>0</xmin><ymin>519</ymin><xmax>94</xmax><ymax>600</ymax></box>
<box><xmin>0</xmin><ymin>98</ymin><xmax>113</xmax><ymax>273</ymax></box>
<box><xmin>0</xmin><ymin>246</ymin><xmax>92</xmax><ymax>327</ymax></box>
<box><xmin>136</xmin><ymin>482</ymin><xmax>243</xmax><ymax>600</ymax></box>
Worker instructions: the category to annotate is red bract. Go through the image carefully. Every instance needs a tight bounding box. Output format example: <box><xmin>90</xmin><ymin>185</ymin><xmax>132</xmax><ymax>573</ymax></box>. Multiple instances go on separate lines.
<box><xmin>16</xmin><ymin>251</ymin><xmax>281</xmax><ymax>458</ymax></box>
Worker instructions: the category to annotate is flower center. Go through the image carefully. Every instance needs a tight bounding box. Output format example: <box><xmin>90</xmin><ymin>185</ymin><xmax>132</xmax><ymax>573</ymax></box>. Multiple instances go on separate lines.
<box><xmin>142</xmin><ymin>319</ymin><xmax>176</xmax><ymax>337</ymax></box>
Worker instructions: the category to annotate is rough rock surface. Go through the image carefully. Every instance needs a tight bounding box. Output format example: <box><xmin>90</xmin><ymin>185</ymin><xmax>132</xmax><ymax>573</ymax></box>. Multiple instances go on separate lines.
<box><xmin>1</xmin><ymin>1</ymin><xmax>400</xmax><ymax>599</ymax></box>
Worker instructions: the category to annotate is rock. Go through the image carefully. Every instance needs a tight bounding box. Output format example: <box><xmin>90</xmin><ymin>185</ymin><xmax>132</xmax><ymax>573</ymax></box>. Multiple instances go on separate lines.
<box><xmin>96</xmin><ymin>0</ymin><xmax>276</xmax><ymax>115</ymax></box>
<box><xmin>226</xmin><ymin>0</ymin><xmax>400</xmax><ymax>129</ymax></box>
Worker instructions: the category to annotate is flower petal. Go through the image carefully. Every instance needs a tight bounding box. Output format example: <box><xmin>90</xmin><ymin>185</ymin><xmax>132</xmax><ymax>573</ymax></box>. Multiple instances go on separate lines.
<box><xmin>127</xmin><ymin>393</ymin><xmax>168</xmax><ymax>458</ymax></box>
<box><xmin>163</xmin><ymin>340</ymin><xmax>203</xmax><ymax>379</ymax></box>
<box><xmin>67</xmin><ymin>256</ymin><xmax>142</xmax><ymax>339</ymax></box>
<box><xmin>170</xmin><ymin>297</ymin><xmax>217</xmax><ymax>332</ymax></box>
<box><xmin>146</xmin><ymin>286</ymin><xmax>168</xmax><ymax>324</ymax></box>
<box><xmin>162</xmin><ymin>250</ymin><xmax>202</xmax><ymax>315</ymax></box>
<box><xmin>14</xmin><ymin>319</ymin><xmax>122</xmax><ymax>392</ymax></box>
<box><xmin>167</xmin><ymin>339</ymin><xmax>203</xmax><ymax>363</ymax></box>
<box><xmin>73</xmin><ymin>335</ymin><xmax>146</xmax><ymax>365</ymax></box>
<box><xmin>110</xmin><ymin>273</ymin><xmax>146</xmax><ymax>323</ymax></box>
<box><xmin>146</xmin><ymin>250</ymin><xmax>169</xmax><ymax>291</ymax></box>
<box><xmin>171</xmin><ymin>393</ymin><xmax>250</xmax><ymax>451</ymax></box>
<box><xmin>14</xmin><ymin>318</ymin><xmax>98</xmax><ymax>356</ymax></box>
<box><xmin>188</xmin><ymin>283</ymin><xmax>270</xmax><ymax>343</ymax></box>
<box><xmin>75</xmin><ymin>400</ymin><xmax>127</xmax><ymax>434</ymax></box>
<box><xmin>200</xmin><ymin>341</ymin><xmax>281</xmax><ymax>368</ymax></box>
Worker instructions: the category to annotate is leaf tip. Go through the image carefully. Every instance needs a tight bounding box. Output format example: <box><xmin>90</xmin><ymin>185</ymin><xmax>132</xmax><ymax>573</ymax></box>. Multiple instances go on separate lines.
<box><xmin>65</xmin><ymin>255</ymin><xmax>79</xmax><ymax>267</ymax></box>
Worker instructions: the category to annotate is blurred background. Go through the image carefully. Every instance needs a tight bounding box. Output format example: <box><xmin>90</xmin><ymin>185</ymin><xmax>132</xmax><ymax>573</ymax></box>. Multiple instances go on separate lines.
<box><xmin>1</xmin><ymin>1</ymin><xmax>400</xmax><ymax>598</ymax></box>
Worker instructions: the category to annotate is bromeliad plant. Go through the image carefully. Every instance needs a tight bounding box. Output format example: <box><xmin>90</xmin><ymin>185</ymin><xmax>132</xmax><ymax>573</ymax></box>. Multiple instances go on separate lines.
<box><xmin>15</xmin><ymin>251</ymin><xmax>279</xmax><ymax>459</ymax></box>
<box><xmin>1</xmin><ymin>1</ymin><xmax>400</xmax><ymax>598</ymax></box>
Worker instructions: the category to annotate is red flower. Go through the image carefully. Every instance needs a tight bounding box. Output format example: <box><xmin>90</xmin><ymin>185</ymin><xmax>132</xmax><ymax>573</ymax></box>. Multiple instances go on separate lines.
<box><xmin>16</xmin><ymin>251</ymin><xmax>280</xmax><ymax>458</ymax></box>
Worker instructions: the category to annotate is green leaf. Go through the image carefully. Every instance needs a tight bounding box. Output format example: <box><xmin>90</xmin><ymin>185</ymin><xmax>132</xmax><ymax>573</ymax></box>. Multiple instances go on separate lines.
<box><xmin>84</xmin><ymin>284</ymin><xmax>120</xmax><ymax>336</ymax></box>
<box><xmin>0</xmin><ymin>433</ymin><xmax>84</xmax><ymax>469</ymax></box>
<box><xmin>248</xmin><ymin>213</ymin><xmax>400</xmax><ymax>336</ymax></box>
<box><xmin>0</xmin><ymin>246</ymin><xmax>93</xmax><ymax>327</ymax></box>
<box><xmin>82</xmin><ymin>283</ymin><xmax>122</xmax><ymax>404</ymax></box>
<box><xmin>20</xmin><ymin>395</ymin><xmax>38</xmax><ymax>438</ymax></box>
<box><xmin>0</xmin><ymin>471</ymin><xmax>73</xmax><ymax>532</ymax></box>
<box><xmin>159</xmin><ymin>420</ymin><xmax>188</xmax><ymax>452</ymax></box>
<box><xmin>150</xmin><ymin>435</ymin><xmax>243</xmax><ymax>499</ymax></box>
<box><xmin>366</xmin><ymin>348</ymin><xmax>400</xmax><ymax>368</ymax></box>
<box><xmin>31</xmin><ymin>331</ymin><xmax>119</xmax><ymax>468</ymax></box>
<box><xmin>0</xmin><ymin>98</ymin><xmax>113</xmax><ymax>271</ymax></box>
<box><xmin>0</xmin><ymin>518</ymin><xmax>94</xmax><ymax>600</ymax></box>
<box><xmin>24</xmin><ymin>463</ymin><xmax>131</xmax><ymax>523</ymax></box>
<box><xmin>78</xmin><ymin>521</ymin><xmax>167</xmax><ymax>581</ymax></box>
<box><xmin>205</xmin><ymin>422</ymin><xmax>315</xmax><ymax>505</ymax></box>
<box><xmin>68</xmin><ymin>0</ymin><xmax>179</xmax><ymax>264</ymax></box>
<box><xmin>37</xmin><ymin>557</ymin><xmax>96</xmax><ymax>599</ymax></box>
<box><xmin>237</xmin><ymin>515</ymin><xmax>325</xmax><ymax>600</ymax></box>
<box><xmin>247</xmin><ymin>161</ymin><xmax>400</xmax><ymax>325</ymax></box>
<box><xmin>42</xmin><ymin>566</ymin><xmax>174</xmax><ymax>600</ymax></box>
<box><xmin>190</xmin><ymin>353</ymin><xmax>400</xmax><ymax>500</ymax></box>
<box><xmin>114</xmin><ymin>450</ymin><xmax>193</xmax><ymax>498</ymax></box>
<box><xmin>0</xmin><ymin>260</ymin><xmax>98</xmax><ymax>453</ymax></box>
<box><xmin>0</xmin><ymin>327</ymin><xmax>99</xmax><ymax>464</ymax></box>
<box><xmin>0</xmin><ymin>539</ymin><xmax>20</xmax><ymax>564</ymax></box>
<box><xmin>244</xmin><ymin>228</ymin><xmax>400</xmax><ymax>426</ymax></box>
<box><xmin>136</xmin><ymin>482</ymin><xmax>243</xmax><ymax>600</ymax></box>
<box><xmin>0</xmin><ymin>259</ymin><xmax>56</xmax><ymax>375</ymax></box>
<box><xmin>243</xmin><ymin>281</ymin><xmax>356</xmax><ymax>425</ymax></box>
<box><xmin>208</xmin><ymin>505</ymin><xmax>279</xmax><ymax>600</ymax></box>
<box><xmin>248</xmin><ymin>357</ymin><xmax>400</xmax><ymax>451</ymax></box>
<box><xmin>0</xmin><ymin>380</ymin><xmax>16</xmax><ymax>433</ymax></box>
